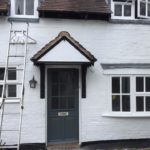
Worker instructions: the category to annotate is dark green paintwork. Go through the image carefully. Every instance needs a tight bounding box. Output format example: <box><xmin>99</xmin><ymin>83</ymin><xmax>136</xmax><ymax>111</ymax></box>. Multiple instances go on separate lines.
<box><xmin>47</xmin><ymin>69</ymin><xmax>79</xmax><ymax>144</ymax></box>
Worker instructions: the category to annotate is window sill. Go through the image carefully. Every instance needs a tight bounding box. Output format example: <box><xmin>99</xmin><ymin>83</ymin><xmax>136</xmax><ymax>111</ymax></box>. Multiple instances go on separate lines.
<box><xmin>110</xmin><ymin>19</ymin><xmax>150</xmax><ymax>25</ymax></box>
<box><xmin>8</xmin><ymin>17</ymin><xmax>39</xmax><ymax>23</ymax></box>
<box><xmin>102</xmin><ymin>112</ymin><xmax>150</xmax><ymax>118</ymax></box>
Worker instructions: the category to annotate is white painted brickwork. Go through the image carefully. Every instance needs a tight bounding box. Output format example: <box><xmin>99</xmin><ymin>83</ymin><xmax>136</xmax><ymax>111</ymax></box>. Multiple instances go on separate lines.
<box><xmin>0</xmin><ymin>17</ymin><xmax>150</xmax><ymax>144</ymax></box>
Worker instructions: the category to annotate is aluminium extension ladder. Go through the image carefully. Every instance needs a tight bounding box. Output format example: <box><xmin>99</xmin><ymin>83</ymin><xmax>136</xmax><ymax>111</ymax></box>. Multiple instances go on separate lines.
<box><xmin>0</xmin><ymin>22</ymin><xmax>29</xmax><ymax>150</ymax></box>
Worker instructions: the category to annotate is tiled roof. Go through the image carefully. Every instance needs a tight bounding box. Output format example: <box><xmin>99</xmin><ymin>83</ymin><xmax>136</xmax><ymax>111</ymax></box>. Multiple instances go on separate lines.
<box><xmin>31</xmin><ymin>31</ymin><xmax>97</xmax><ymax>65</ymax></box>
<box><xmin>0</xmin><ymin>0</ymin><xmax>8</xmax><ymax>13</ymax></box>
<box><xmin>38</xmin><ymin>0</ymin><xmax>111</xmax><ymax>14</ymax></box>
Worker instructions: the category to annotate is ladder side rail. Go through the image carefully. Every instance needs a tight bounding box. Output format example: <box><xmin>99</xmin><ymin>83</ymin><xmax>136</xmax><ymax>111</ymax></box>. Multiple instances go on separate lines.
<box><xmin>20</xmin><ymin>23</ymin><xmax>29</xmax><ymax>109</ymax></box>
<box><xmin>17</xmin><ymin>22</ymin><xmax>29</xmax><ymax>150</ymax></box>
<box><xmin>0</xmin><ymin>23</ymin><xmax>13</xmax><ymax>141</ymax></box>
<box><xmin>0</xmin><ymin>22</ymin><xmax>13</xmax><ymax>108</ymax></box>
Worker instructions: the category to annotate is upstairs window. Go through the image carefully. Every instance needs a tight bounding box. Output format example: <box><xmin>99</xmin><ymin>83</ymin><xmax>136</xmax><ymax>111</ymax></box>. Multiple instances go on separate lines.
<box><xmin>138</xmin><ymin>0</ymin><xmax>150</xmax><ymax>18</ymax></box>
<box><xmin>111</xmin><ymin>0</ymin><xmax>150</xmax><ymax>20</ymax></box>
<box><xmin>15</xmin><ymin>0</ymin><xmax>34</xmax><ymax>15</ymax></box>
<box><xmin>112</xmin><ymin>0</ymin><xmax>134</xmax><ymax>19</ymax></box>
<box><xmin>11</xmin><ymin>0</ymin><xmax>38</xmax><ymax>18</ymax></box>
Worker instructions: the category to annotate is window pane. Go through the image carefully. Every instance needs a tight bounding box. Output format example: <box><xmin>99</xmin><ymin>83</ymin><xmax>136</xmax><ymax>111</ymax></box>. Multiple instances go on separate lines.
<box><xmin>52</xmin><ymin>84</ymin><xmax>59</xmax><ymax>96</ymax></box>
<box><xmin>146</xmin><ymin>96</ymin><xmax>150</xmax><ymax>111</ymax></box>
<box><xmin>60</xmin><ymin>84</ymin><xmax>68</xmax><ymax>96</ymax></box>
<box><xmin>148</xmin><ymin>3</ymin><xmax>150</xmax><ymax>16</ymax></box>
<box><xmin>51</xmin><ymin>71</ymin><xmax>58</xmax><ymax>83</ymax></box>
<box><xmin>115</xmin><ymin>4</ymin><xmax>122</xmax><ymax>16</ymax></box>
<box><xmin>112</xmin><ymin>77</ymin><xmax>120</xmax><ymax>93</ymax></box>
<box><xmin>122</xmin><ymin>95</ymin><xmax>130</xmax><ymax>112</ymax></box>
<box><xmin>15</xmin><ymin>0</ymin><xmax>24</xmax><ymax>15</ymax></box>
<box><xmin>124</xmin><ymin>5</ymin><xmax>131</xmax><ymax>16</ymax></box>
<box><xmin>8</xmin><ymin>85</ymin><xmax>16</xmax><ymax>97</ymax></box>
<box><xmin>140</xmin><ymin>2</ymin><xmax>146</xmax><ymax>16</ymax></box>
<box><xmin>8</xmin><ymin>68</ymin><xmax>16</xmax><ymax>80</ymax></box>
<box><xmin>51</xmin><ymin>97</ymin><xmax>59</xmax><ymax>109</ymax></box>
<box><xmin>26</xmin><ymin>0</ymin><xmax>34</xmax><ymax>15</ymax></box>
<box><xmin>146</xmin><ymin>77</ymin><xmax>150</xmax><ymax>92</ymax></box>
<box><xmin>68</xmin><ymin>97</ymin><xmax>75</xmax><ymax>109</ymax></box>
<box><xmin>112</xmin><ymin>95</ymin><xmax>120</xmax><ymax>111</ymax></box>
<box><xmin>60</xmin><ymin>97</ymin><xmax>67</xmax><ymax>109</ymax></box>
<box><xmin>0</xmin><ymin>68</ymin><xmax>4</xmax><ymax>80</ymax></box>
<box><xmin>122</xmin><ymin>77</ymin><xmax>130</xmax><ymax>93</ymax></box>
<box><xmin>136</xmin><ymin>77</ymin><xmax>144</xmax><ymax>92</ymax></box>
<box><xmin>136</xmin><ymin>96</ymin><xmax>144</xmax><ymax>111</ymax></box>
<box><xmin>0</xmin><ymin>85</ymin><xmax>2</xmax><ymax>97</ymax></box>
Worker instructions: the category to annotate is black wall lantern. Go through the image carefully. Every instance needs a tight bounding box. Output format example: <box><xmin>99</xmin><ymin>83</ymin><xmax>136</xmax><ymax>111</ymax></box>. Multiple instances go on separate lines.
<box><xmin>29</xmin><ymin>76</ymin><xmax>37</xmax><ymax>88</ymax></box>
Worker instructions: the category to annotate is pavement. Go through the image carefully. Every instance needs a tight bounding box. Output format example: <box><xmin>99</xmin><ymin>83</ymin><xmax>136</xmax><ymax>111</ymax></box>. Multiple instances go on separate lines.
<box><xmin>47</xmin><ymin>144</ymin><xmax>150</xmax><ymax>150</ymax></box>
<box><xmin>47</xmin><ymin>141</ymin><xmax>150</xmax><ymax>150</ymax></box>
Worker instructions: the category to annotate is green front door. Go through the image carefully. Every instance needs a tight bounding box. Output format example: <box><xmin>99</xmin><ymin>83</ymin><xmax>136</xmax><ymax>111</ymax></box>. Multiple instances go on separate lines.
<box><xmin>47</xmin><ymin>69</ymin><xmax>79</xmax><ymax>144</ymax></box>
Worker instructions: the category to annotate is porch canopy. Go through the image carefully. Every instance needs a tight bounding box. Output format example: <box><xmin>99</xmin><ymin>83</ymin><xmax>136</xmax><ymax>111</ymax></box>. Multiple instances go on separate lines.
<box><xmin>31</xmin><ymin>31</ymin><xmax>96</xmax><ymax>65</ymax></box>
<box><xmin>31</xmin><ymin>31</ymin><xmax>97</xmax><ymax>98</ymax></box>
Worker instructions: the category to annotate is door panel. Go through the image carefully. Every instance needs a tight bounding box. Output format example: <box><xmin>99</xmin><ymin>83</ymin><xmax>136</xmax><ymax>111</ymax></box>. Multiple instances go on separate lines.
<box><xmin>47</xmin><ymin>69</ymin><xmax>79</xmax><ymax>143</ymax></box>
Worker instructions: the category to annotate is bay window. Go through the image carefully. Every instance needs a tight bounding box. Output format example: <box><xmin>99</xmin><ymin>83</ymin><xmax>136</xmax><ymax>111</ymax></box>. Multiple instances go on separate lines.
<box><xmin>111</xmin><ymin>75</ymin><xmax>150</xmax><ymax>113</ymax></box>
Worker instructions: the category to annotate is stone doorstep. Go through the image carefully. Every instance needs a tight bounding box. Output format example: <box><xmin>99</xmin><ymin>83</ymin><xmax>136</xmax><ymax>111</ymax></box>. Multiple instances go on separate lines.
<box><xmin>47</xmin><ymin>143</ymin><xmax>80</xmax><ymax>150</ymax></box>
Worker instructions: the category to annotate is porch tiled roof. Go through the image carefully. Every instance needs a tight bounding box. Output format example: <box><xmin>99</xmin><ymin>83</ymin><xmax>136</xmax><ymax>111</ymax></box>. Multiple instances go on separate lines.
<box><xmin>38</xmin><ymin>0</ymin><xmax>111</xmax><ymax>14</ymax></box>
<box><xmin>0</xmin><ymin>0</ymin><xmax>8</xmax><ymax>13</ymax></box>
<box><xmin>31</xmin><ymin>31</ymin><xmax>97</xmax><ymax>64</ymax></box>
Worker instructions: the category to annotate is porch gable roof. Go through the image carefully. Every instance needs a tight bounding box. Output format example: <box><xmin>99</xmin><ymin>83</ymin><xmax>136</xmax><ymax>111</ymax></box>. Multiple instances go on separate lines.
<box><xmin>31</xmin><ymin>31</ymin><xmax>97</xmax><ymax>65</ymax></box>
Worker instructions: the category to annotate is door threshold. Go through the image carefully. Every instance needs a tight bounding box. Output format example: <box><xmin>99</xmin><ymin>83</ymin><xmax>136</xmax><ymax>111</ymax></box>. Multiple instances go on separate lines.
<box><xmin>47</xmin><ymin>143</ymin><xmax>80</xmax><ymax>149</ymax></box>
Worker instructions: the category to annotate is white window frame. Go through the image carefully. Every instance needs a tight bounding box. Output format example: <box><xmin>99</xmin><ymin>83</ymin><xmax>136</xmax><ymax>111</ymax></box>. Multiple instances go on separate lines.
<box><xmin>0</xmin><ymin>67</ymin><xmax>17</xmax><ymax>99</ymax></box>
<box><xmin>110</xmin><ymin>75</ymin><xmax>150</xmax><ymax>115</ymax></box>
<box><xmin>111</xmin><ymin>75</ymin><xmax>131</xmax><ymax>112</ymax></box>
<box><xmin>137</xmin><ymin>0</ymin><xmax>150</xmax><ymax>19</ymax></box>
<box><xmin>10</xmin><ymin>0</ymin><xmax>39</xmax><ymax>19</ymax></box>
<box><xmin>111</xmin><ymin>0</ymin><xmax>135</xmax><ymax>20</ymax></box>
<box><xmin>135</xmin><ymin>76</ymin><xmax>150</xmax><ymax>112</ymax></box>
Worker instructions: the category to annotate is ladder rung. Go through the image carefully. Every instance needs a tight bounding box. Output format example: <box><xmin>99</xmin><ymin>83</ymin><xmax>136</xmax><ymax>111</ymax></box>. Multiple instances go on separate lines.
<box><xmin>10</xmin><ymin>42</ymin><xmax>26</xmax><ymax>45</ymax></box>
<box><xmin>0</xmin><ymin>145</ymin><xmax>18</xmax><ymax>149</ymax></box>
<box><xmin>1</xmin><ymin>130</ymin><xmax>19</xmax><ymax>132</ymax></box>
<box><xmin>4</xmin><ymin>113</ymin><xmax>20</xmax><ymax>115</ymax></box>
<box><xmin>10</xmin><ymin>30</ymin><xmax>26</xmax><ymax>32</ymax></box>
<box><xmin>7</xmin><ymin>68</ymin><xmax>24</xmax><ymax>71</ymax></box>
<box><xmin>4</xmin><ymin>97</ymin><xmax>21</xmax><ymax>100</ymax></box>
<box><xmin>8</xmin><ymin>55</ymin><xmax>25</xmax><ymax>58</ymax></box>
<box><xmin>5</xmin><ymin>82</ymin><xmax>22</xmax><ymax>85</ymax></box>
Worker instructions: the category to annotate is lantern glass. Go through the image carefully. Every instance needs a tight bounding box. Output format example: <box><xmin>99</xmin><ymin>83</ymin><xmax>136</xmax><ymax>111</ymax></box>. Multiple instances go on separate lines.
<box><xmin>29</xmin><ymin>76</ymin><xmax>37</xmax><ymax>88</ymax></box>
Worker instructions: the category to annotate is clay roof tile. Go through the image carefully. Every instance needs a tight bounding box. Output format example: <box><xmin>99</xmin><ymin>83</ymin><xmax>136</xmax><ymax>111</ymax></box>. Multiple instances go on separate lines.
<box><xmin>0</xmin><ymin>0</ymin><xmax>9</xmax><ymax>13</ymax></box>
<box><xmin>38</xmin><ymin>0</ymin><xmax>111</xmax><ymax>14</ymax></box>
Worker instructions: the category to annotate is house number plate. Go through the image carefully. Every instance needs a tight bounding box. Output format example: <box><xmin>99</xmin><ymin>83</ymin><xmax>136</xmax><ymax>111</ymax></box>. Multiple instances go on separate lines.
<box><xmin>58</xmin><ymin>112</ymin><xmax>69</xmax><ymax>116</ymax></box>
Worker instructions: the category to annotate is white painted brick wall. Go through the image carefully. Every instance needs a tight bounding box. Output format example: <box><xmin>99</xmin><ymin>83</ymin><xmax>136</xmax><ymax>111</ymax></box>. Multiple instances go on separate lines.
<box><xmin>0</xmin><ymin>17</ymin><xmax>150</xmax><ymax>144</ymax></box>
